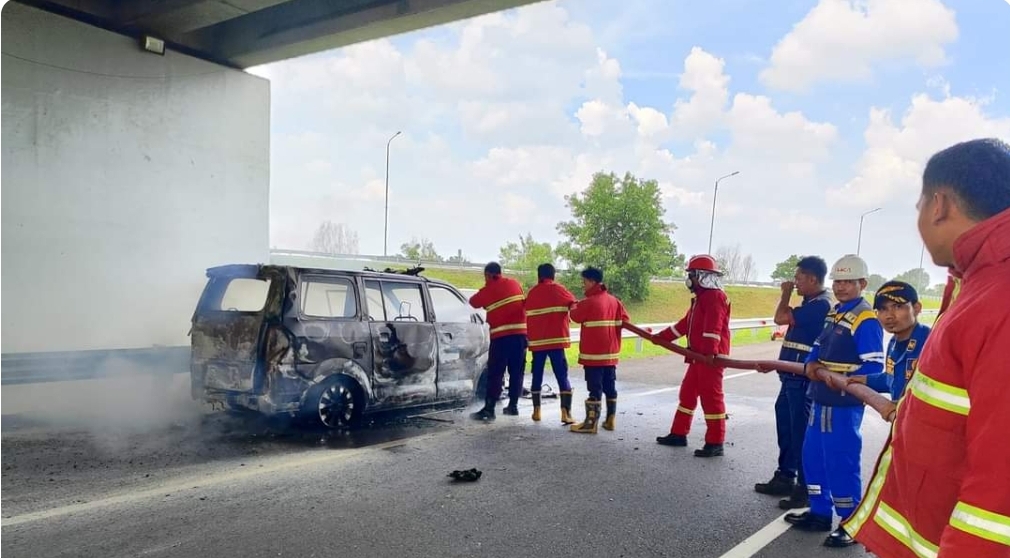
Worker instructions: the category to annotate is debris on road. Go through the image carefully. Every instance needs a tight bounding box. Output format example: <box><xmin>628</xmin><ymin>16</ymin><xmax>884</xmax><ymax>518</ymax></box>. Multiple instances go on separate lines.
<box><xmin>447</xmin><ymin>468</ymin><xmax>482</xmax><ymax>482</ymax></box>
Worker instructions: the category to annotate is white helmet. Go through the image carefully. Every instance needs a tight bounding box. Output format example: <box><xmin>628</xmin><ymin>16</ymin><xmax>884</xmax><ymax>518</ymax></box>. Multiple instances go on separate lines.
<box><xmin>829</xmin><ymin>254</ymin><xmax>869</xmax><ymax>281</ymax></box>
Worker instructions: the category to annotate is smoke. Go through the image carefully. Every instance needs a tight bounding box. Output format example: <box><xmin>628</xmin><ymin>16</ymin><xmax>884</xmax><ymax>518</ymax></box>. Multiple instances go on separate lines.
<box><xmin>3</xmin><ymin>357</ymin><xmax>207</xmax><ymax>453</ymax></box>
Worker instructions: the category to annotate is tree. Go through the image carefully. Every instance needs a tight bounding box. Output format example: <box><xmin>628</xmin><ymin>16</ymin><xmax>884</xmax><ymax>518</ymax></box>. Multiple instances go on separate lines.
<box><xmin>771</xmin><ymin>255</ymin><xmax>802</xmax><ymax>282</ymax></box>
<box><xmin>924</xmin><ymin>283</ymin><xmax>945</xmax><ymax>297</ymax></box>
<box><xmin>445</xmin><ymin>249</ymin><xmax>471</xmax><ymax>265</ymax></box>
<box><xmin>556</xmin><ymin>171</ymin><xmax>682</xmax><ymax>302</ymax></box>
<box><xmin>399</xmin><ymin>237</ymin><xmax>441</xmax><ymax>262</ymax></box>
<box><xmin>714</xmin><ymin>243</ymin><xmax>758</xmax><ymax>282</ymax></box>
<box><xmin>866</xmin><ymin>274</ymin><xmax>887</xmax><ymax>292</ymax></box>
<box><xmin>499</xmin><ymin>233</ymin><xmax>555</xmax><ymax>272</ymax></box>
<box><xmin>310</xmin><ymin>221</ymin><xmax>359</xmax><ymax>255</ymax></box>
<box><xmin>892</xmin><ymin>268</ymin><xmax>930</xmax><ymax>292</ymax></box>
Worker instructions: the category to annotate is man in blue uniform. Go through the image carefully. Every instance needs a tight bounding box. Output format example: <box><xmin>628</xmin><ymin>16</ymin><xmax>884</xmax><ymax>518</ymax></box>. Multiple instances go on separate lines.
<box><xmin>849</xmin><ymin>281</ymin><xmax>931</xmax><ymax>401</ymax></box>
<box><xmin>754</xmin><ymin>256</ymin><xmax>833</xmax><ymax>510</ymax></box>
<box><xmin>784</xmin><ymin>254</ymin><xmax>885</xmax><ymax>549</ymax></box>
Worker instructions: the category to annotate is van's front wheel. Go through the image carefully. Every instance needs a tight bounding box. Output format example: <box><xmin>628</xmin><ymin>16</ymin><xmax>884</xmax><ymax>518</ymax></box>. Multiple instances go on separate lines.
<box><xmin>305</xmin><ymin>376</ymin><xmax>362</xmax><ymax>429</ymax></box>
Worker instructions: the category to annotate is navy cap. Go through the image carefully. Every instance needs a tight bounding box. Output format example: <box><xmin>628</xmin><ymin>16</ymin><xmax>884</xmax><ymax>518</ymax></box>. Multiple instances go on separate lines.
<box><xmin>874</xmin><ymin>281</ymin><xmax>919</xmax><ymax>309</ymax></box>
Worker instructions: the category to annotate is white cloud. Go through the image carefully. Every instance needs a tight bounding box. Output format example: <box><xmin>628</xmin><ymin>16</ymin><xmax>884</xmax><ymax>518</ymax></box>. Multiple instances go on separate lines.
<box><xmin>670</xmin><ymin>46</ymin><xmax>730</xmax><ymax>137</ymax></box>
<box><xmin>828</xmin><ymin>92</ymin><xmax>1010</xmax><ymax>206</ymax></box>
<box><xmin>760</xmin><ymin>0</ymin><xmax>959</xmax><ymax>92</ymax></box>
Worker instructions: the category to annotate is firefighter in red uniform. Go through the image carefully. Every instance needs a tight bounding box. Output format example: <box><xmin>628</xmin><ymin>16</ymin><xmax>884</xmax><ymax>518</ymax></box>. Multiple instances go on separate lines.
<box><xmin>844</xmin><ymin>138</ymin><xmax>1010</xmax><ymax>557</ymax></box>
<box><xmin>468</xmin><ymin>262</ymin><xmax>527</xmax><ymax>421</ymax></box>
<box><xmin>525</xmin><ymin>263</ymin><xmax>578</xmax><ymax>424</ymax></box>
<box><xmin>568</xmin><ymin>267</ymin><xmax>630</xmax><ymax>434</ymax></box>
<box><xmin>653</xmin><ymin>254</ymin><xmax>732</xmax><ymax>457</ymax></box>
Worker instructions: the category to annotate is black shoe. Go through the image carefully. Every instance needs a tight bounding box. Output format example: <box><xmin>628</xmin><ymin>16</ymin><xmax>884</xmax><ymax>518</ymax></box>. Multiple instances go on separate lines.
<box><xmin>823</xmin><ymin>527</ymin><xmax>856</xmax><ymax>548</ymax></box>
<box><xmin>470</xmin><ymin>407</ymin><xmax>495</xmax><ymax>421</ymax></box>
<box><xmin>779</xmin><ymin>484</ymin><xmax>810</xmax><ymax>509</ymax></box>
<box><xmin>755</xmin><ymin>473</ymin><xmax>796</xmax><ymax>496</ymax></box>
<box><xmin>656</xmin><ymin>434</ymin><xmax>688</xmax><ymax>447</ymax></box>
<box><xmin>694</xmin><ymin>444</ymin><xmax>724</xmax><ymax>458</ymax></box>
<box><xmin>785</xmin><ymin>511</ymin><xmax>832</xmax><ymax>532</ymax></box>
<box><xmin>502</xmin><ymin>405</ymin><xmax>519</xmax><ymax>416</ymax></box>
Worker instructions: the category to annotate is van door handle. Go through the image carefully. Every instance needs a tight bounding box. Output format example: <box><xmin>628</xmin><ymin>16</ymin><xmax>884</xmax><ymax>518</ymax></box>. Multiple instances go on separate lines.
<box><xmin>352</xmin><ymin>341</ymin><xmax>367</xmax><ymax>358</ymax></box>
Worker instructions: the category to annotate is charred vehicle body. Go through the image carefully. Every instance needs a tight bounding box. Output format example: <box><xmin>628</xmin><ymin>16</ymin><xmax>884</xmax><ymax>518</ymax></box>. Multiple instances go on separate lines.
<box><xmin>190</xmin><ymin>264</ymin><xmax>490</xmax><ymax>428</ymax></box>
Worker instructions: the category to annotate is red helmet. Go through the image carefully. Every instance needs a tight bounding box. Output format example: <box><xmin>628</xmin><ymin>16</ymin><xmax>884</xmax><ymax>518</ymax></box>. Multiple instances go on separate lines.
<box><xmin>687</xmin><ymin>254</ymin><xmax>721</xmax><ymax>274</ymax></box>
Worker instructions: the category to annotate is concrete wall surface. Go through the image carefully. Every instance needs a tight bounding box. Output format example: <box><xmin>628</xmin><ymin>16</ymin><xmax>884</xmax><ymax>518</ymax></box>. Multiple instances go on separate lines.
<box><xmin>1</xmin><ymin>3</ymin><xmax>270</xmax><ymax>355</ymax></box>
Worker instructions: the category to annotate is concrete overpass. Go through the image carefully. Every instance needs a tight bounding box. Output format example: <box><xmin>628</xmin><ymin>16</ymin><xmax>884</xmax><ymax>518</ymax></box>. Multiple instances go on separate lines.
<box><xmin>13</xmin><ymin>0</ymin><xmax>545</xmax><ymax>68</ymax></box>
<box><xmin>0</xmin><ymin>0</ymin><xmax>542</xmax><ymax>383</ymax></box>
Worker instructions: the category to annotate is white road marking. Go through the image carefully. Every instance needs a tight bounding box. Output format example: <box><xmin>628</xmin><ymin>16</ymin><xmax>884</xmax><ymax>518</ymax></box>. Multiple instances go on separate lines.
<box><xmin>629</xmin><ymin>370</ymin><xmax>757</xmax><ymax>399</ymax></box>
<box><xmin>717</xmin><ymin>510</ymin><xmax>808</xmax><ymax>558</ymax></box>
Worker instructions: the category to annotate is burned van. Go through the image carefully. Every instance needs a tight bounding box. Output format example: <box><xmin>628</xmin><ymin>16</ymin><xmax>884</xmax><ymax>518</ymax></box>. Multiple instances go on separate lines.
<box><xmin>189</xmin><ymin>264</ymin><xmax>489</xmax><ymax>428</ymax></box>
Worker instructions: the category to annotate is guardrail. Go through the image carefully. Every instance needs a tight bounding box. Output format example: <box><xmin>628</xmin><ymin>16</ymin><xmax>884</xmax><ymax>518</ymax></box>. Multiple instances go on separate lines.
<box><xmin>0</xmin><ymin>312</ymin><xmax>940</xmax><ymax>385</ymax></box>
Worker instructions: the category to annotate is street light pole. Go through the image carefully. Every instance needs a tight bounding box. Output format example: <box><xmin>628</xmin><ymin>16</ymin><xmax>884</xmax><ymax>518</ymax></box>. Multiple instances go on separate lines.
<box><xmin>383</xmin><ymin>130</ymin><xmax>401</xmax><ymax>257</ymax></box>
<box><xmin>856</xmin><ymin>207</ymin><xmax>882</xmax><ymax>256</ymax></box>
<box><xmin>708</xmin><ymin>171</ymin><xmax>740</xmax><ymax>254</ymax></box>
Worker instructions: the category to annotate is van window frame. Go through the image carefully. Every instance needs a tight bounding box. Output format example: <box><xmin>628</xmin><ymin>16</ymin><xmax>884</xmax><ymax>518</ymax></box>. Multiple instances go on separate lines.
<box><xmin>296</xmin><ymin>273</ymin><xmax>362</xmax><ymax>321</ymax></box>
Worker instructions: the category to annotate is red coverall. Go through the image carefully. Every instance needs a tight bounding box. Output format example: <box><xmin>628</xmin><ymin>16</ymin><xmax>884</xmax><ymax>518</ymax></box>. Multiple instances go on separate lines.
<box><xmin>656</xmin><ymin>287</ymin><xmax>732</xmax><ymax>444</ymax></box>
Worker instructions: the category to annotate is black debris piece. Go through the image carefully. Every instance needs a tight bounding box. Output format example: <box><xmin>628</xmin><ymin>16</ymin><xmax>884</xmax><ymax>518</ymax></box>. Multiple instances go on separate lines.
<box><xmin>448</xmin><ymin>468</ymin><xmax>482</xmax><ymax>482</ymax></box>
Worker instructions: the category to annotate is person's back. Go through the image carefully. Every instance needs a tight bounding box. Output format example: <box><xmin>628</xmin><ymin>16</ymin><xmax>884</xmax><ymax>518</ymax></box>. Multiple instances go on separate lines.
<box><xmin>846</xmin><ymin>138</ymin><xmax>1010</xmax><ymax>557</ymax></box>
<box><xmin>525</xmin><ymin>264</ymin><xmax>578</xmax><ymax>423</ymax></box>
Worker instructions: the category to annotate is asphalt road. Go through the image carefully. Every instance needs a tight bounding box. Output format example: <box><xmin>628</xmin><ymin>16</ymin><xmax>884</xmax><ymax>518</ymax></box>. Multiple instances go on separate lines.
<box><xmin>1</xmin><ymin>342</ymin><xmax>890</xmax><ymax>558</ymax></box>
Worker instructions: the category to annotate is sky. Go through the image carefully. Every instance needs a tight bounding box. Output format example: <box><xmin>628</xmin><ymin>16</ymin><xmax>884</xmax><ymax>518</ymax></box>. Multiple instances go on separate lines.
<box><xmin>248</xmin><ymin>0</ymin><xmax>1010</xmax><ymax>286</ymax></box>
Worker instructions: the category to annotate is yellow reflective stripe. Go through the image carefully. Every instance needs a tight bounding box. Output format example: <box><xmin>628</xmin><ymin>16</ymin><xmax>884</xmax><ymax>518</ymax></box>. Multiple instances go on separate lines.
<box><xmin>526</xmin><ymin>306</ymin><xmax>568</xmax><ymax>317</ymax></box>
<box><xmin>819</xmin><ymin>360</ymin><xmax>862</xmax><ymax>373</ymax></box>
<box><xmin>490</xmin><ymin>323</ymin><xmax>526</xmax><ymax>334</ymax></box>
<box><xmin>579</xmin><ymin>352</ymin><xmax>619</xmax><ymax>361</ymax></box>
<box><xmin>910</xmin><ymin>369</ymin><xmax>970</xmax><ymax>416</ymax></box>
<box><xmin>486</xmin><ymin>294</ymin><xmax>524</xmax><ymax>312</ymax></box>
<box><xmin>783</xmin><ymin>341</ymin><xmax>813</xmax><ymax>352</ymax></box>
<box><xmin>528</xmin><ymin>337</ymin><xmax>569</xmax><ymax>347</ymax></box>
<box><xmin>583</xmin><ymin>320</ymin><xmax>623</xmax><ymax>327</ymax></box>
<box><xmin>874</xmin><ymin>502</ymin><xmax>940</xmax><ymax>558</ymax></box>
<box><xmin>704</xmin><ymin>413</ymin><xmax>727</xmax><ymax>420</ymax></box>
<box><xmin>846</xmin><ymin>446</ymin><xmax>893</xmax><ymax>536</ymax></box>
<box><xmin>850</xmin><ymin>309</ymin><xmax>877</xmax><ymax>333</ymax></box>
<box><xmin>950</xmin><ymin>501</ymin><xmax>1010</xmax><ymax>546</ymax></box>
<box><xmin>702</xmin><ymin>332</ymin><xmax>721</xmax><ymax>340</ymax></box>
<box><xmin>676</xmin><ymin>405</ymin><xmax>694</xmax><ymax>415</ymax></box>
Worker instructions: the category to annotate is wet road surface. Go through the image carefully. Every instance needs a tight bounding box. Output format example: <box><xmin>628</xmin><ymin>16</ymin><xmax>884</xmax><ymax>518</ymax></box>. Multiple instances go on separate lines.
<box><xmin>2</xmin><ymin>342</ymin><xmax>890</xmax><ymax>557</ymax></box>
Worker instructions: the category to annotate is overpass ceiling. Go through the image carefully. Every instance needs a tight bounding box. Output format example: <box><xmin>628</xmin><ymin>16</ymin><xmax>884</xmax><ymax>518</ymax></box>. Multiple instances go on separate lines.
<box><xmin>18</xmin><ymin>0</ymin><xmax>545</xmax><ymax>68</ymax></box>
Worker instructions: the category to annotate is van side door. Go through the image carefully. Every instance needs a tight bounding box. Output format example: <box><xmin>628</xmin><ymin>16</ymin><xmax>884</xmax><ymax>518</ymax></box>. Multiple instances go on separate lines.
<box><xmin>363</xmin><ymin>279</ymin><xmax>438</xmax><ymax>408</ymax></box>
<box><xmin>428</xmin><ymin>284</ymin><xmax>489</xmax><ymax>402</ymax></box>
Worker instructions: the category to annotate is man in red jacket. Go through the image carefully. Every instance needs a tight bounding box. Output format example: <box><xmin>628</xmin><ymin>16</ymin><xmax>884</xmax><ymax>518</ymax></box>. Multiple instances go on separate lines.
<box><xmin>468</xmin><ymin>262</ymin><xmax>527</xmax><ymax>421</ymax></box>
<box><xmin>525</xmin><ymin>263</ymin><xmax>578</xmax><ymax>424</ymax></box>
<box><xmin>844</xmin><ymin>138</ymin><xmax>1010</xmax><ymax>557</ymax></box>
<box><xmin>569</xmin><ymin>267</ymin><xmax>630</xmax><ymax>434</ymax></box>
<box><xmin>653</xmin><ymin>254</ymin><xmax>732</xmax><ymax>457</ymax></box>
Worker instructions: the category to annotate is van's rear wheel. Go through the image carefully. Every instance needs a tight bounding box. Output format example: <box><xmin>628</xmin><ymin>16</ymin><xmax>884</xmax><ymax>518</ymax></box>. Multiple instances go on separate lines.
<box><xmin>306</xmin><ymin>376</ymin><xmax>362</xmax><ymax>429</ymax></box>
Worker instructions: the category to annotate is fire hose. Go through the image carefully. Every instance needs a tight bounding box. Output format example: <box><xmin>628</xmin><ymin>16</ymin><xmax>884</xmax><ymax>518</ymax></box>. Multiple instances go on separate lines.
<box><xmin>621</xmin><ymin>322</ymin><xmax>897</xmax><ymax>422</ymax></box>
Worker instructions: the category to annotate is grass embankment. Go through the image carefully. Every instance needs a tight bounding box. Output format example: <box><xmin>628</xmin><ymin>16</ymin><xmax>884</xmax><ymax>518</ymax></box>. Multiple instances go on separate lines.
<box><xmin>422</xmin><ymin>267</ymin><xmax>940</xmax><ymax>361</ymax></box>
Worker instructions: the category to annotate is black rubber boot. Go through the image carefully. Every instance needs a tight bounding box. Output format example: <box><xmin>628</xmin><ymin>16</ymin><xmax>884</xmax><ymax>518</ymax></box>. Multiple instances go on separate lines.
<box><xmin>656</xmin><ymin>434</ymin><xmax>688</xmax><ymax>446</ymax></box>
<box><xmin>470</xmin><ymin>398</ymin><xmax>496</xmax><ymax>421</ymax></box>
<box><xmin>503</xmin><ymin>398</ymin><xmax>519</xmax><ymax>416</ymax></box>
<box><xmin>694</xmin><ymin>444</ymin><xmax>724</xmax><ymax>458</ymax></box>
<box><xmin>755</xmin><ymin>472</ymin><xmax>796</xmax><ymax>496</ymax></box>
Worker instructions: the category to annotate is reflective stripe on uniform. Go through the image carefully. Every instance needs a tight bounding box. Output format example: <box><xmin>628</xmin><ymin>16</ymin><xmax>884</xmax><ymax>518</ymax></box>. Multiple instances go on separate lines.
<box><xmin>579</xmin><ymin>352</ymin><xmax>620</xmax><ymax>361</ymax></box>
<box><xmin>874</xmin><ymin>502</ymin><xmax>939</xmax><ymax>558</ymax></box>
<box><xmin>704</xmin><ymin>412</ymin><xmax>726</xmax><ymax>420</ymax></box>
<box><xmin>490</xmin><ymin>323</ymin><xmax>526</xmax><ymax>335</ymax></box>
<box><xmin>702</xmin><ymin>332</ymin><xmax>721</xmax><ymax>340</ymax></box>
<box><xmin>819</xmin><ymin>360</ymin><xmax>862</xmax><ymax>373</ymax></box>
<box><xmin>783</xmin><ymin>340</ymin><xmax>813</xmax><ymax>352</ymax></box>
<box><xmin>909</xmin><ymin>369</ymin><xmax>970</xmax><ymax>416</ymax></box>
<box><xmin>860</xmin><ymin>351</ymin><xmax>886</xmax><ymax>364</ymax></box>
<box><xmin>526</xmin><ymin>306</ymin><xmax>568</xmax><ymax>317</ymax></box>
<box><xmin>486</xmin><ymin>294</ymin><xmax>524</xmax><ymax>312</ymax></box>
<box><xmin>583</xmin><ymin>320</ymin><xmax>623</xmax><ymax>327</ymax></box>
<box><xmin>846</xmin><ymin>446</ymin><xmax>894</xmax><ymax>536</ymax></box>
<box><xmin>676</xmin><ymin>405</ymin><xmax>694</xmax><ymax>415</ymax></box>
<box><xmin>528</xmin><ymin>337</ymin><xmax>569</xmax><ymax>347</ymax></box>
<box><xmin>950</xmin><ymin>501</ymin><xmax>1010</xmax><ymax>547</ymax></box>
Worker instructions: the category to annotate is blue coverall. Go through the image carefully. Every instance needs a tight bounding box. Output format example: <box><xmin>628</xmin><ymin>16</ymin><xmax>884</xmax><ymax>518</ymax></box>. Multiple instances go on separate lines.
<box><xmin>803</xmin><ymin>298</ymin><xmax>884</xmax><ymax>522</ymax></box>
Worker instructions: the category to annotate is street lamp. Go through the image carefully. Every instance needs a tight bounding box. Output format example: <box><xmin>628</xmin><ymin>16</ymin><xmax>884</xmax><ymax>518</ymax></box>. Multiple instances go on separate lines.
<box><xmin>383</xmin><ymin>130</ymin><xmax>401</xmax><ymax>257</ymax></box>
<box><xmin>856</xmin><ymin>207</ymin><xmax>882</xmax><ymax>256</ymax></box>
<box><xmin>707</xmin><ymin>171</ymin><xmax>740</xmax><ymax>254</ymax></box>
